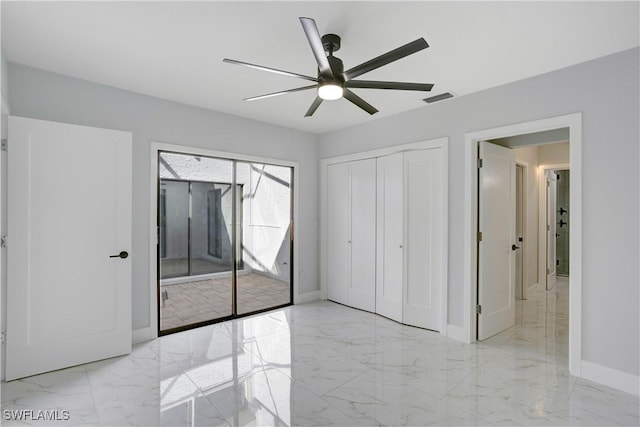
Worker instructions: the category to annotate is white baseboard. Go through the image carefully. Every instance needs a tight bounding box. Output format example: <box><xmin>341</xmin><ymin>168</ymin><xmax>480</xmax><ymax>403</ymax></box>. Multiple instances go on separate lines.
<box><xmin>446</xmin><ymin>324</ymin><xmax>469</xmax><ymax>343</ymax></box>
<box><xmin>295</xmin><ymin>290</ymin><xmax>320</xmax><ymax>304</ymax></box>
<box><xmin>132</xmin><ymin>327</ymin><xmax>153</xmax><ymax>345</ymax></box>
<box><xmin>581</xmin><ymin>360</ymin><xmax>639</xmax><ymax>396</ymax></box>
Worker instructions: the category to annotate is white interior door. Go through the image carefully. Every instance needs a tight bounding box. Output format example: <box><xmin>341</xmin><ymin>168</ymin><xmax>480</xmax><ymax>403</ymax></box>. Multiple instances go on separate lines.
<box><xmin>327</xmin><ymin>162</ymin><xmax>350</xmax><ymax>305</ymax></box>
<box><xmin>546</xmin><ymin>170</ymin><xmax>557</xmax><ymax>289</ymax></box>
<box><xmin>6</xmin><ymin>116</ymin><xmax>132</xmax><ymax>380</ymax></box>
<box><xmin>402</xmin><ymin>149</ymin><xmax>442</xmax><ymax>331</ymax></box>
<box><xmin>349</xmin><ymin>159</ymin><xmax>376</xmax><ymax>312</ymax></box>
<box><xmin>375</xmin><ymin>152</ymin><xmax>403</xmax><ymax>323</ymax></box>
<box><xmin>478</xmin><ymin>141</ymin><xmax>516</xmax><ymax>341</ymax></box>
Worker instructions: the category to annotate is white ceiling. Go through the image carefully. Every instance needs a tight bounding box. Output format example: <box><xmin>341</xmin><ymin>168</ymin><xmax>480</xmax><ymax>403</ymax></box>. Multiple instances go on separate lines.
<box><xmin>2</xmin><ymin>1</ymin><xmax>638</xmax><ymax>134</ymax></box>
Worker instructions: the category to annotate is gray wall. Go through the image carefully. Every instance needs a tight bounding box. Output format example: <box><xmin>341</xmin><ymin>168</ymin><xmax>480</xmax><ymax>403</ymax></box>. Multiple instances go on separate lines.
<box><xmin>319</xmin><ymin>48</ymin><xmax>640</xmax><ymax>377</ymax></box>
<box><xmin>1</xmin><ymin>54</ymin><xmax>7</xmax><ymax>102</ymax></box>
<box><xmin>7</xmin><ymin>63</ymin><xmax>319</xmax><ymax>331</ymax></box>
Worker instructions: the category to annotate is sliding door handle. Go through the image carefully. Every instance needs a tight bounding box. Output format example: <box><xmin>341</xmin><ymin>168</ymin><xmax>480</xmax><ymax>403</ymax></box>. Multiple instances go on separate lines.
<box><xmin>109</xmin><ymin>251</ymin><xmax>129</xmax><ymax>259</ymax></box>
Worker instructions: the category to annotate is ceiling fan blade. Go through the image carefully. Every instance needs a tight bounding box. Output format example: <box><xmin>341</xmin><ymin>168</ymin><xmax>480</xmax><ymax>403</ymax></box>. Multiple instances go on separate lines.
<box><xmin>244</xmin><ymin>85</ymin><xmax>316</xmax><ymax>101</ymax></box>
<box><xmin>299</xmin><ymin>17</ymin><xmax>332</xmax><ymax>77</ymax></box>
<box><xmin>304</xmin><ymin>96</ymin><xmax>323</xmax><ymax>117</ymax></box>
<box><xmin>343</xmin><ymin>89</ymin><xmax>378</xmax><ymax>115</ymax></box>
<box><xmin>345</xmin><ymin>80</ymin><xmax>434</xmax><ymax>91</ymax></box>
<box><xmin>344</xmin><ymin>38</ymin><xmax>429</xmax><ymax>81</ymax></box>
<box><xmin>223</xmin><ymin>58</ymin><xmax>317</xmax><ymax>82</ymax></box>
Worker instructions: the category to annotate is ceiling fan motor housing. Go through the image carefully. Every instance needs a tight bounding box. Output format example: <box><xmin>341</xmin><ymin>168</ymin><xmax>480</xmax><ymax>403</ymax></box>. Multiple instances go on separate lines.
<box><xmin>321</xmin><ymin>33</ymin><xmax>341</xmax><ymax>53</ymax></box>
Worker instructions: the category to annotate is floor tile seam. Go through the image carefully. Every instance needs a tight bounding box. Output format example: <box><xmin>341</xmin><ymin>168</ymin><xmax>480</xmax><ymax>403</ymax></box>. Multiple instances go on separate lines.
<box><xmin>316</xmin><ymin>367</ymin><xmax>377</xmax><ymax>401</ymax></box>
<box><xmin>83</xmin><ymin>365</ymin><xmax>106</xmax><ymax>426</ymax></box>
<box><xmin>184</xmin><ymin>368</ymin><xmax>235</xmax><ymax>421</ymax></box>
<box><xmin>576</xmin><ymin>404</ymin><xmax>635</xmax><ymax>427</ymax></box>
<box><xmin>435</xmin><ymin>367</ymin><xmax>479</xmax><ymax>401</ymax></box>
<box><xmin>571</xmin><ymin>380</ymin><xmax>640</xmax><ymax>407</ymax></box>
<box><xmin>163</xmin><ymin>367</ymin><xmax>232</xmax><ymax>425</ymax></box>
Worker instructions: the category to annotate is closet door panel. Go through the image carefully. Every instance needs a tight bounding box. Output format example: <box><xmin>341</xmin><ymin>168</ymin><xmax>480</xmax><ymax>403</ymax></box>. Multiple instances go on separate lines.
<box><xmin>403</xmin><ymin>149</ymin><xmax>442</xmax><ymax>330</ymax></box>
<box><xmin>327</xmin><ymin>162</ymin><xmax>351</xmax><ymax>305</ymax></box>
<box><xmin>375</xmin><ymin>153</ymin><xmax>403</xmax><ymax>322</ymax></box>
<box><xmin>349</xmin><ymin>158</ymin><xmax>377</xmax><ymax>312</ymax></box>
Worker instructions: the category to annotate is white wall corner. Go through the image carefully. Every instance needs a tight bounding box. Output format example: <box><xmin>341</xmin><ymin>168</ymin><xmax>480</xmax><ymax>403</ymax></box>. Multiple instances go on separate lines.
<box><xmin>446</xmin><ymin>324</ymin><xmax>469</xmax><ymax>343</ymax></box>
<box><xmin>132</xmin><ymin>327</ymin><xmax>153</xmax><ymax>345</ymax></box>
<box><xmin>581</xmin><ymin>360</ymin><xmax>640</xmax><ymax>396</ymax></box>
<box><xmin>295</xmin><ymin>290</ymin><xmax>321</xmax><ymax>305</ymax></box>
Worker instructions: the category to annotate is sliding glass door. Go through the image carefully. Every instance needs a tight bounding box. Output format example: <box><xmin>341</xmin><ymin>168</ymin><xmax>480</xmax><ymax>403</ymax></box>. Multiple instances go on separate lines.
<box><xmin>158</xmin><ymin>151</ymin><xmax>293</xmax><ymax>334</ymax></box>
<box><xmin>236</xmin><ymin>161</ymin><xmax>293</xmax><ymax>315</ymax></box>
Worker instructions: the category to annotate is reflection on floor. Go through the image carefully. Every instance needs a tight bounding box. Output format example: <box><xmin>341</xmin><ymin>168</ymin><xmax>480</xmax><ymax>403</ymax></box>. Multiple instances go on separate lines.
<box><xmin>2</xmin><ymin>278</ymin><xmax>638</xmax><ymax>426</ymax></box>
<box><xmin>161</xmin><ymin>273</ymin><xmax>290</xmax><ymax>331</ymax></box>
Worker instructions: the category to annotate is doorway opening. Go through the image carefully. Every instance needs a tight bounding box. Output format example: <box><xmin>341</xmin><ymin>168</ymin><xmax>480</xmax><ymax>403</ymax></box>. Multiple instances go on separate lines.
<box><xmin>515</xmin><ymin>162</ymin><xmax>525</xmax><ymax>300</ymax></box>
<box><xmin>555</xmin><ymin>169</ymin><xmax>570</xmax><ymax>278</ymax></box>
<box><xmin>157</xmin><ymin>150</ymin><xmax>294</xmax><ymax>335</ymax></box>
<box><xmin>464</xmin><ymin>113</ymin><xmax>582</xmax><ymax>376</ymax></box>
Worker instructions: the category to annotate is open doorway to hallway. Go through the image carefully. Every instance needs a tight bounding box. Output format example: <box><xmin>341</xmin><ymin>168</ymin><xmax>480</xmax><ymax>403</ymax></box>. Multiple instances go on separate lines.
<box><xmin>480</xmin><ymin>131</ymin><xmax>570</xmax><ymax>334</ymax></box>
<box><xmin>464</xmin><ymin>113</ymin><xmax>582</xmax><ymax>376</ymax></box>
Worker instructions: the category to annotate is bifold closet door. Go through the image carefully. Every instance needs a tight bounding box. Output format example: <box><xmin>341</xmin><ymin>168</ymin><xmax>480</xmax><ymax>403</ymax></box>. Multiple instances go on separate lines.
<box><xmin>326</xmin><ymin>159</ymin><xmax>376</xmax><ymax>311</ymax></box>
<box><xmin>349</xmin><ymin>159</ymin><xmax>376</xmax><ymax>312</ymax></box>
<box><xmin>327</xmin><ymin>162</ymin><xmax>351</xmax><ymax>305</ymax></box>
<box><xmin>375</xmin><ymin>152</ymin><xmax>404</xmax><ymax>323</ymax></box>
<box><xmin>403</xmin><ymin>149</ymin><xmax>442</xmax><ymax>331</ymax></box>
<box><xmin>375</xmin><ymin>149</ymin><xmax>443</xmax><ymax>331</ymax></box>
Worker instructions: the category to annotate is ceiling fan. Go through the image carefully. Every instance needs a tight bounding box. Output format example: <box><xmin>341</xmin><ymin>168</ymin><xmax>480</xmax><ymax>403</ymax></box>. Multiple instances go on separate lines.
<box><xmin>223</xmin><ymin>17</ymin><xmax>434</xmax><ymax>117</ymax></box>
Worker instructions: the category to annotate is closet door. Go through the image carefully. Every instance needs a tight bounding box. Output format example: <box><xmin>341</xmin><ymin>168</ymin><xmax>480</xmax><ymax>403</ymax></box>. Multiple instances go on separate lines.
<box><xmin>327</xmin><ymin>162</ymin><xmax>351</xmax><ymax>305</ymax></box>
<box><xmin>349</xmin><ymin>159</ymin><xmax>376</xmax><ymax>312</ymax></box>
<box><xmin>375</xmin><ymin>153</ymin><xmax>404</xmax><ymax>322</ymax></box>
<box><xmin>403</xmin><ymin>149</ymin><xmax>442</xmax><ymax>331</ymax></box>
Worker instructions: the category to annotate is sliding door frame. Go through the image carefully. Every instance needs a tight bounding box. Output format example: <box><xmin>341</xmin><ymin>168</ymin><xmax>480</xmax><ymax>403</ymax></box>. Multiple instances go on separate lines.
<box><xmin>150</xmin><ymin>142</ymin><xmax>299</xmax><ymax>338</ymax></box>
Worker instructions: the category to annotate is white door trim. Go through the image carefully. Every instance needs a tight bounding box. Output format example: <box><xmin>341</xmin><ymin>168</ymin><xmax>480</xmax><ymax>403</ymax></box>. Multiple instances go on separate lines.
<box><xmin>463</xmin><ymin>113</ymin><xmax>582</xmax><ymax>377</ymax></box>
<box><xmin>149</xmin><ymin>141</ymin><xmax>299</xmax><ymax>339</ymax></box>
<box><xmin>320</xmin><ymin>137</ymin><xmax>448</xmax><ymax>336</ymax></box>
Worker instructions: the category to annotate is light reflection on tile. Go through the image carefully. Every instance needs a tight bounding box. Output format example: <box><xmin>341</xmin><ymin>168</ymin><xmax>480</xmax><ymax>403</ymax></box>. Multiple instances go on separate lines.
<box><xmin>2</xmin><ymin>279</ymin><xmax>638</xmax><ymax>426</ymax></box>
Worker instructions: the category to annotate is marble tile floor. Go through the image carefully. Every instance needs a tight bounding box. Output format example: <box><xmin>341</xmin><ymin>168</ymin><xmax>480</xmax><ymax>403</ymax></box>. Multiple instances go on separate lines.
<box><xmin>2</xmin><ymin>279</ymin><xmax>639</xmax><ymax>426</ymax></box>
<box><xmin>161</xmin><ymin>273</ymin><xmax>290</xmax><ymax>331</ymax></box>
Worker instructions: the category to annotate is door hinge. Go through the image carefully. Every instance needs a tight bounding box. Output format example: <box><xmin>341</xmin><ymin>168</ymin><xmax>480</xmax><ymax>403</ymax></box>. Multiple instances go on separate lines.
<box><xmin>477</xmin><ymin>231</ymin><xmax>483</xmax><ymax>242</ymax></box>
<box><xmin>0</xmin><ymin>331</ymin><xmax>6</xmax><ymax>344</ymax></box>
<box><xmin>477</xmin><ymin>158</ymin><xmax>483</xmax><ymax>168</ymax></box>
<box><xmin>476</xmin><ymin>304</ymin><xmax>482</xmax><ymax>315</ymax></box>
<box><xmin>1</xmin><ymin>139</ymin><xmax>6</xmax><ymax>152</ymax></box>
<box><xmin>0</xmin><ymin>235</ymin><xmax>6</xmax><ymax>248</ymax></box>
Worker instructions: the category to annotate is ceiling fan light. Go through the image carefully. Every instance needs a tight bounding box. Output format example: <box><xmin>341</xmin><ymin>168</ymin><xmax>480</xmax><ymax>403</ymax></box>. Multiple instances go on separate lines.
<box><xmin>318</xmin><ymin>83</ymin><xmax>343</xmax><ymax>100</ymax></box>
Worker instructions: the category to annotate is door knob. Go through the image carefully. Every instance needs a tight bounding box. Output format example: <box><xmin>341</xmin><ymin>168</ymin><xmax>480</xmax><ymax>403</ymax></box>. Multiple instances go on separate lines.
<box><xmin>511</xmin><ymin>244</ymin><xmax>520</xmax><ymax>251</ymax></box>
<box><xmin>109</xmin><ymin>251</ymin><xmax>129</xmax><ymax>259</ymax></box>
